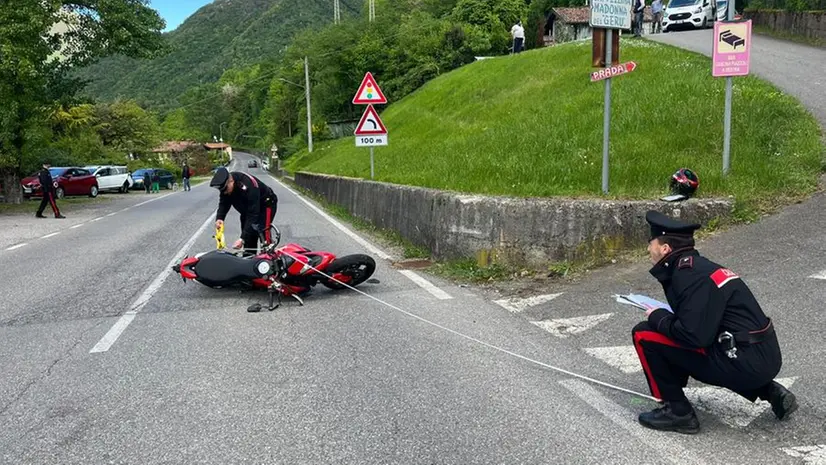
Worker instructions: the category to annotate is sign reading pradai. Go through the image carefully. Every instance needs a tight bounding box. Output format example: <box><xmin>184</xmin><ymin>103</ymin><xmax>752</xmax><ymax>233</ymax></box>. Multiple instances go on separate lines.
<box><xmin>713</xmin><ymin>20</ymin><xmax>752</xmax><ymax>77</ymax></box>
<box><xmin>590</xmin><ymin>0</ymin><xmax>633</xmax><ymax>30</ymax></box>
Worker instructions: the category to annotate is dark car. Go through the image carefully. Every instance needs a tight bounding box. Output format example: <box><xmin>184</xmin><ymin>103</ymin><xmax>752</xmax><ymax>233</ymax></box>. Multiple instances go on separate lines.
<box><xmin>21</xmin><ymin>167</ymin><xmax>99</xmax><ymax>199</ymax></box>
<box><xmin>248</xmin><ymin>159</ymin><xmax>258</xmax><ymax>168</ymax></box>
<box><xmin>132</xmin><ymin>168</ymin><xmax>176</xmax><ymax>190</ymax></box>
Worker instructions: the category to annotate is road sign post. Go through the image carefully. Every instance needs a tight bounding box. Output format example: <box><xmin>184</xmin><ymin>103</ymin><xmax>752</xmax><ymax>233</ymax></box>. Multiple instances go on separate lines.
<box><xmin>590</xmin><ymin>0</ymin><xmax>631</xmax><ymax>195</ymax></box>
<box><xmin>352</xmin><ymin>73</ymin><xmax>389</xmax><ymax>180</ymax></box>
<box><xmin>713</xmin><ymin>15</ymin><xmax>752</xmax><ymax>176</ymax></box>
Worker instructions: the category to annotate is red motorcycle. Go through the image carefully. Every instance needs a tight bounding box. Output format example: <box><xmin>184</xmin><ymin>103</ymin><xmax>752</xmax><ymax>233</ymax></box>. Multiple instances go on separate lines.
<box><xmin>172</xmin><ymin>226</ymin><xmax>377</xmax><ymax>311</ymax></box>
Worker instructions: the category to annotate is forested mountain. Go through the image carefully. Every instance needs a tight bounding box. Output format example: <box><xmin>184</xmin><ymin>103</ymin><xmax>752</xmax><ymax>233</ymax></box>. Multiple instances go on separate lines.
<box><xmin>74</xmin><ymin>0</ymin><xmax>362</xmax><ymax>112</ymax></box>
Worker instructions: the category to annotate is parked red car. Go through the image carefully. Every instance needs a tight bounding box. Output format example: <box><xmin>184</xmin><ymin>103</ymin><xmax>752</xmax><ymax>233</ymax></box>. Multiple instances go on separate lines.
<box><xmin>21</xmin><ymin>167</ymin><xmax>100</xmax><ymax>199</ymax></box>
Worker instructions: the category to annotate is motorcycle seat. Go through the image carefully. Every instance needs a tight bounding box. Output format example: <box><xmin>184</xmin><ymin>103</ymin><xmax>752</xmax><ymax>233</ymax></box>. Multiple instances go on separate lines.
<box><xmin>194</xmin><ymin>251</ymin><xmax>269</xmax><ymax>284</ymax></box>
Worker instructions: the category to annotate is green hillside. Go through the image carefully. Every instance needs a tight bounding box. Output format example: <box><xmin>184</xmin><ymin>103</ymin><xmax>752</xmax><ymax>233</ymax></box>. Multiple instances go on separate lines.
<box><xmin>287</xmin><ymin>39</ymin><xmax>823</xmax><ymax>209</ymax></box>
<box><xmin>74</xmin><ymin>0</ymin><xmax>361</xmax><ymax>111</ymax></box>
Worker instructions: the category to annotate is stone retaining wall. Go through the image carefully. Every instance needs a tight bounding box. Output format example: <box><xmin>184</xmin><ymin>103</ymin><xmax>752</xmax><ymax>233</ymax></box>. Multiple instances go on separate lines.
<box><xmin>745</xmin><ymin>9</ymin><xmax>826</xmax><ymax>42</ymax></box>
<box><xmin>295</xmin><ymin>172</ymin><xmax>735</xmax><ymax>267</ymax></box>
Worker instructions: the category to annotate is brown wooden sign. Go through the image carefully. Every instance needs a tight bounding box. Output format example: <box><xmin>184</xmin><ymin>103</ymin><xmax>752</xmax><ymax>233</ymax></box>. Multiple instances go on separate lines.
<box><xmin>592</xmin><ymin>28</ymin><xmax>620</xmax><ymax>67</ymax></box>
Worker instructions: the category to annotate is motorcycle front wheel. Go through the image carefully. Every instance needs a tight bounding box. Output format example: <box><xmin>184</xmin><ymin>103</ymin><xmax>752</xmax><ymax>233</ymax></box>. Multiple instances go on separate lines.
<box><xmin>322</xmin><ymin>254</ymin><xmax>376</xmax><ymax>290</ymax></box>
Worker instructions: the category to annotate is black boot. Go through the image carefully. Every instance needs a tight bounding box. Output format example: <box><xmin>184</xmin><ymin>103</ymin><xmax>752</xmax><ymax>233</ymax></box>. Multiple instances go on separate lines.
<box><xmin>764</xmin><ymin>381</ymin><xmax>798</xmax><ymax>420</ymax></box>
<box><xmin>639</xmin><ymin>402</ymin><xmax>700</xmax><ymax>434</ymax></box>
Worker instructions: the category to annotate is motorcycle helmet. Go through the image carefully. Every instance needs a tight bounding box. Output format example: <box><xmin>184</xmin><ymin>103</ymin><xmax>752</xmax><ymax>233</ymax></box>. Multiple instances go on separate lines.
<box><xmin>670</xmin><ymin>168</ymin><xmax>699</xmax><ymax>198</ymax></box>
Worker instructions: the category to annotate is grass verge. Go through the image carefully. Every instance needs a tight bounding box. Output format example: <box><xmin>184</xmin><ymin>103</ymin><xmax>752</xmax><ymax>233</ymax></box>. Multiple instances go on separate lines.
<box><xmin>286</xmin><ymin>39</ymin><xmax>824</xmax><ymax>217</ymax></box>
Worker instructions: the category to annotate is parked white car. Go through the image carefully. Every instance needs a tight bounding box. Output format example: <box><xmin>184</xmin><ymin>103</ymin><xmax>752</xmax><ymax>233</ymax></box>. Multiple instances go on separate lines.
<box><xmin>85</xmin><ymin>165</ymin><xmax>134</xmax><ymax>193</ymax></box>
<box><xmin>662</xmin><ymin>0</ymin><xmax>717</xmax><ymax>32</ymax></box>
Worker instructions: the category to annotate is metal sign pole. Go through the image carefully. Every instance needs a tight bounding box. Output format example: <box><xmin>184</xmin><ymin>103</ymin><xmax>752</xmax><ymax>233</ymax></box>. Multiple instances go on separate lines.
<box><xmin>370</xmin><ymin>147</ymin><xmax>375</xmax><ymax>179</ymax></box>
<box><xmin>602</xmin><ymin>29</ymin><xmax>613</xmax><ymax>195</ymax></box>
<box><xmin>722</xmin><ymin>2</ymin><xmax>735</xmax><ymax>176</ymax></box>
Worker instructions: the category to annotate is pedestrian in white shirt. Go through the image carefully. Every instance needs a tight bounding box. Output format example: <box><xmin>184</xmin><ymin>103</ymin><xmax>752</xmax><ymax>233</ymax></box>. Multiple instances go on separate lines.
<box><xmin>511</xmin><ymin>21</ymin><xmax>525</xmax><ymax>54</ymax></box>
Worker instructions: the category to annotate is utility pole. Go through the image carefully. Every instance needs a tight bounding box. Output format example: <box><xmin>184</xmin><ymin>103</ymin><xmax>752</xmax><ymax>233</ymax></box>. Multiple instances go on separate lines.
<box><xmin>334</xmin><ymin>0</ymin><xmax>340</xmax><ymax>24</ymax></box>
<box><xmin>304</xmin><ymin>56</ymin><xmax>313</xmax><ymax>153</ymax></box>
<box><xmin>369</xmin><ymin>0</ymin><xmax>375</xmax><ymax>22</ymax></box>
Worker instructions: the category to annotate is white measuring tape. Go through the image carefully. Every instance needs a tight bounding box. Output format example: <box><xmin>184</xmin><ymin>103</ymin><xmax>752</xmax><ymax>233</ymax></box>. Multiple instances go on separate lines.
<box><xmin>274</xmin><ymin>249</ymin><xmax>661</xmax><ymax>403</ymax></box>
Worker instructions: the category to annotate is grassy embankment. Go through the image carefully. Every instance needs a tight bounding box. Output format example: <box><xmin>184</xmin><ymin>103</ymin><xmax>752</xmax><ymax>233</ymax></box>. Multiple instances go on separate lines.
<box><xmin>285</xmin><ymin>39</ymin><xmax>824</xmax><ymax>281</ymax></box>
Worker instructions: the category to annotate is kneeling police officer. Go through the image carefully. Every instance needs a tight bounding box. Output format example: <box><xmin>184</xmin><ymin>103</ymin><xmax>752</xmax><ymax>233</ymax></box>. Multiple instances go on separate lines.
<box><xmin>632</xmin><ymin>210</ymin><xmax>798</xmax><ymax>434</ymax></box>
<box><xmin>210</xmin><ymin>167</ymin><xmax>278</xmax><ymax>256</ymax></box>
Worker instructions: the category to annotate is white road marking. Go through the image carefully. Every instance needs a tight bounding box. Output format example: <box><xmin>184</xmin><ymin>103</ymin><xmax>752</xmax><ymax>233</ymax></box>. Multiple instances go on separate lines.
<box><xmin>70</xmin><ymin>223</ymin><xmax>84</xmax><ymax>229</ymax></box>
<box><xmin>584</xmin><ymin>346</ymin><xmax>642</xmax><ymax>373</ymax></box>
<box><xmin>398</xmin><ymin>270</ymin><xmax>453</xmax><ymax>300</ymax></box>
<box><xmin>809</xmin><ymin>270</ymin><xmax>826</xmax><ymax>280</ymax></box>
<box><xmin>106</xmin><ymin>212</ymin><xmax>117</xmax><ymax>217</ymax></box>
<box><xmin>531</xmin><ymin>313</ymin><xmax>614</xmax><ymax>338</ymax></box>
<box><xmin>5</xmin><ymin>243</ymin><xmax>27</xmax><ymax>251</ymax></box>
<box><xmin>268</xmin><ymin>175</ymin><xmax>391</xmax><ymax>260</ymax></box>
<box><xmin>133</xmin><ymin>192</ymin><xmax>176</xmax><ymax>208</ymax></box>
<box><xmin>268</xmin><ymin>174</ymin><xmax>454</xmax><ymax>301</ymax></box>
<box><xmin>90</xmin><ymin>211</ymin><xmax>215</xmax><ymax>353</ymax></box>
<box><xmin>559</xmin><ymin>379</ymin><xmax>708</xmax><ymax>465</ymax></box>
<box><xmin>781</xmin><ymin>445</ymin><xmax>826</xmax><ymax>464</ymax></box>
<box><xmin>90</xmin><ymin>217</ymin><xmax>102</xmax><ymax>222</ymax></box>
<box><xmin>684</xmin><ymin>376</ymin><xmax>798</xmax><ymax>428</ymax></box>
<box><xmin>494</xmin><ymin>293</ymin><xmax>563</xmax><ymax>313</ymax></box>
<box><xmin>40</xmin><ymin>232</ymin><xmax>61</xmax><ymax>239</ymax></box>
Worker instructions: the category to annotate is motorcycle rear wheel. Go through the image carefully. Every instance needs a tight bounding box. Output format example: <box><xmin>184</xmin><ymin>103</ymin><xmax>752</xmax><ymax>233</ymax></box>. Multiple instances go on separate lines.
<box><xmin>322</xmin><ymin>254</ymin><xmax>376</xmax><ymax>290</ymax></box>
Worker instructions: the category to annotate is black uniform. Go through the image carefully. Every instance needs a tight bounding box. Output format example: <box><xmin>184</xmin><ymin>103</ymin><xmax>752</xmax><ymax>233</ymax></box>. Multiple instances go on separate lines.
<box><xmin>36</xmin><ymin>167</ymin><xmax>62</xmax><ymax>218</ymax></box>
<box><xmin>213</xmin><ymin>170</ymin><xmax>278</xmax><ymax>253</ymax></box>
<box><xmin>633</xmin><ymin>210</ymin><xmax>796</xmax><ymax>433</ymax></box>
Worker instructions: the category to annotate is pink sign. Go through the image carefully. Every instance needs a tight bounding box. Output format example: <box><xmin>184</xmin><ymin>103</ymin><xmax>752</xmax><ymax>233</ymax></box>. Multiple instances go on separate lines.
<box><xmin>712</xmin><ymin>20</ymin><xmax>752</xmax><ymax>77</ymax></box>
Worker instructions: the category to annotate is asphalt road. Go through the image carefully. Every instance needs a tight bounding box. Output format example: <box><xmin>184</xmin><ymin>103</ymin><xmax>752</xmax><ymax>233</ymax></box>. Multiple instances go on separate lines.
<box><xmin>0</xmin><ymin>152</ymin><xmax>820</xmax><ymax>464</ymax></box>
<box><xmin>649</xmin><ymin>28</ymin><xmax>826</xmax><ymax>127</ymax></box>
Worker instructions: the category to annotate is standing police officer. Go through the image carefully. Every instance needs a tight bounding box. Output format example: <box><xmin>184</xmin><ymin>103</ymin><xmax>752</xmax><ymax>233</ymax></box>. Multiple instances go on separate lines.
<box><xmin>35</xmin><ymin>161</ymin><xmax>65</xmax><ymax>219</ymax></box>
<box><xmin>632</xmin><ymin>210</ymin><xmax>797</xmax><ymax>434</ymax></box>
<box><xmin>209</xmin><ymin>167</ymin><xmax>278</xmax><ymax>256</ymax></box>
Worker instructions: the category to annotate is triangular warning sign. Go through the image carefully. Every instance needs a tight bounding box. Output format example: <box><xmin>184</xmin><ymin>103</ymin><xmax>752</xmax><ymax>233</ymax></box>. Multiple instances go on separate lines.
<box><xmin>354</xmin><ymin>105</ymin><xmax>387</xmax><ymax>136</ymax></box>
<box><xmin>352</xmin><ymin>72</ymin><xmax>387</xmax><ymax>105</ymax></box>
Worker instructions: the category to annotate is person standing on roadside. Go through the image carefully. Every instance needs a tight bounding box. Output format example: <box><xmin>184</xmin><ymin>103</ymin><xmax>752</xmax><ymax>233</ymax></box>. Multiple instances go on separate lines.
<box><xmin>182</xmin><ymin>163</ymin><xmax>192</xmax><ymax>192</ymax></box>
<box><xmin>511</xmin><ymin>20</ymin><xmax>525</xmax><ymax>54</ymax></box>
<box><xmin>35</xmin><ymin>161</ymin><xmax>66</xmax><ymax>219</ymax></box>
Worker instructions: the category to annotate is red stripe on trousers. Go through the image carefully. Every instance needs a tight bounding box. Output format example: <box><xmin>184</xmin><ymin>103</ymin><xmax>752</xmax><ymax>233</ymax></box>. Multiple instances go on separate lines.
<box><xmin>633</xmin><ymin>330</ymin><xmax>706</xmax><ymax>400</ymax></box>
<box><xmin>264</xmin><ymin>206</ymin><xmax>272</xmax><ymax>243</ymax></box>
<box><xmin>49</xmin><ymin>192</ymin><xmax>60</xmax><ymax>215</ymax></box>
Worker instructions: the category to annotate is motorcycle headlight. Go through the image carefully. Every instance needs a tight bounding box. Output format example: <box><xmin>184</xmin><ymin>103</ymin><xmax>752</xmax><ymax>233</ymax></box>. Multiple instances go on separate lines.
<box><xmin>257</xmin><ymin>261</ymin><xmax>272</xmax><ymax>275</ymax></box>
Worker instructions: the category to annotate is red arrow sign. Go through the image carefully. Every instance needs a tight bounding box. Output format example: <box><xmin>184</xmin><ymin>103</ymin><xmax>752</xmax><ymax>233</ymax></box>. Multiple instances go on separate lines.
<box><xmin>590</xmin><ymin>61</ymin><xmax>637</xmax><ymax>82</ymax></box>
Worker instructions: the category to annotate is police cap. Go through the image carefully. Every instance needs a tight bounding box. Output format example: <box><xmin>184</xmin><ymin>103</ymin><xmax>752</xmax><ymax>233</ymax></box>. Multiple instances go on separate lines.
<box><xmin>645</xmin><ymin>210</ymin><xmax>701</xmax><ymax>241</ymax></box>
<box><xmin>210</xmin><ymin>167</ymin><xmax>230</xmax><ymax>191</ymax></box>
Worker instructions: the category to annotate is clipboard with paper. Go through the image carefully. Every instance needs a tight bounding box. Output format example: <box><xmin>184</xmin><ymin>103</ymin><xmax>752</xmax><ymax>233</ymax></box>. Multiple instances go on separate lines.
<box><xmin>613</xmin><ymin>294</ymin><xmax>673</xmax><ymax>313</ymax></box>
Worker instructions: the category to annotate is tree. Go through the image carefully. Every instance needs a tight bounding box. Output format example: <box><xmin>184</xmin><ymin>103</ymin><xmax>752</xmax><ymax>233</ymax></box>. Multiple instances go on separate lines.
<box><xmin>0</xmin><ymin>0</ymin><xmax>166</xmax><ymax>203</ymax></box>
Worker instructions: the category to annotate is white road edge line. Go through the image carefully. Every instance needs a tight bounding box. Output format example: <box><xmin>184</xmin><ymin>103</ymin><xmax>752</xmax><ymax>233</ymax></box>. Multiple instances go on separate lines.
<box><xmin>90</xmin><ymin>211</ymin><xmax>215</xmax><ymax>353</ymax></box>
<box><xmin>90</xmin><ymin>217</ymin><xmax>102</xmax><ymax>222</ymax></box>
<box><xmin>106</xmin><ymin>212</ymin><xmax>117</xmax><ymax>217</ymax></box>
<box><xmin>5</xmin><ymin>243</ymin><xmax>28</xmax><ymax>251</ymax></box>
<box><xmin>70</xmin><ymin>223</ymin><xmax>84</xmax><ymax>229</ymax></box>
<box><xmin>41</xmin><ymin>232</ymin><xmax>61</xmax><ymax>239</ymax></box>
<box><xmin>267</xmin><ymin>175</ymin><xmax>454</xmax><ymax>300</ymax></box>
<box><xmin>398</xmin><ymin>270</ymin><xmax>453</xmax><ymax>300</ymax></box>
<box><xmin>268</xmin><ymin>175</ymin><xmax>391</xmax><ymax>260</ymax></box>
<box><xmin>809</xmin><ymin>271</ymin><xmax>826</xmax><ymax>280</ymax></box>
<box><xmin>559</xmin><ymin>379</ymin><xmax>707</xmax><ymax>465</ymax></box>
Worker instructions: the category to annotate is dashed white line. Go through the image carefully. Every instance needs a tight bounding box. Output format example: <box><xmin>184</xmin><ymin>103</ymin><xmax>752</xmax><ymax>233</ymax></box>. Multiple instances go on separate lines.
<box><xmin>70</xmin><ymin>223</ymin><xmax>84</xmax><ymax>229</ymax></box>
<box><xmin>267</xmin><ymin>173</ymin><xmax>454</xmax><ymax>301</ymax></box>
<box><xmin>90</xmin><ymin>211</ymin><xmax>216</xmax><ymax>353</ymax></box>
<box><xmin>90</xmin><ymin>217</ymin><xmax>102</xmax><ymax>222</ymax></box>
<box><xmin>494</xmin><ymin>293</ymin><xmax>563</xmax><ymax>313</ymax></box>
<box><xmin>5</xmin><ymin>243</ymin><xmax>28</xmax><ymax>251</ymax></box>
<box><xmin>559</xmin><ymin>379</ymin><xmax>707</xmax><ymax>465</ymax></box>
<box><xmin>531</xmin><ymin>313</ymin><xmax>614</xmax><ymax>338</ymax></box>
<box><xmin>398</xmin><ymin>270</ymin><xmax>453</xmax><ymax>300</ymax></box>
<box><xmin>268</xmin><ymin>175</ymin><xmax>391</xmax><ymax>260</ymax></box>
<box><xmin>809</xmin><ymin>270</ymin><xmax>826</xmax><ymax>280</ymax></box>
<box><xmin>41</xmin><ymin>232</ymin><xmax>61</xmax><ymax>239</ymax></box>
